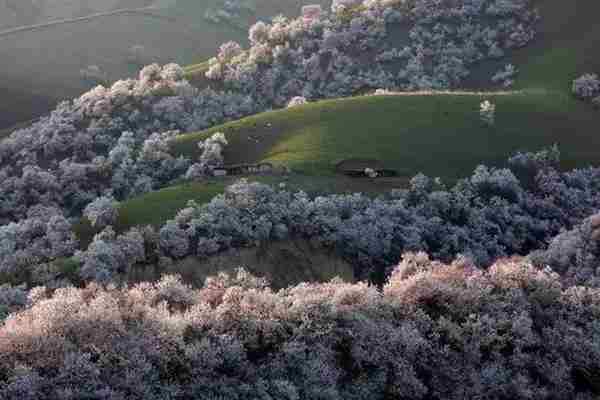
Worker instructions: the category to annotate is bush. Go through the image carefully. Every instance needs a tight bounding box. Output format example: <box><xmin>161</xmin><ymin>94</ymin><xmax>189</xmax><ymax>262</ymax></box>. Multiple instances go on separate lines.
<box><xmin>0</xmin><ymin>284</ymin><xmax>28</xmax><ymax>322</ymax></box>
<box><xmin>197</xmin><ymin>132</ymin><xmax>228</xmax><ymax>170</ymax></box>
<box><xmin>572</xmin><ymin>73</ymin><xmax>600</xmax><ymax>100</ymax></box>
<box><xmin>82</xmin><ymin>196</ymin><xmax>118</xmax><ymax>229</ymax></box>
<box><xmin>530</xmin><ymin>212</ymin><xmax>600</xmax><ymax>287</ymax></box>
<box><xmin>286</xmin><ymin>96</ymin><xmax>308</xmax><ymax>108</ymax></box>
<box><xmin>480</xmin><ymin>100</ymin><xmax>496</xmax><ymax>125</ymax></box>
<box><xmin>1</xmin><ymin>260</ymin><xmax>600</xmax><ymax>399</ymax></box>
<box><xmin>491</xmin><ymin>63</ymin><xmax>518</xmax><ymax>87</ymax></box>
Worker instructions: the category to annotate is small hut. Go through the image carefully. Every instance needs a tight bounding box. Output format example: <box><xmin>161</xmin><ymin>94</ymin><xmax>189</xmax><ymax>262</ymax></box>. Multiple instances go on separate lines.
<box><xmin>335</xmin><ymin>158</ymin><xmax>397</xmax><ymax>178</ymax></box>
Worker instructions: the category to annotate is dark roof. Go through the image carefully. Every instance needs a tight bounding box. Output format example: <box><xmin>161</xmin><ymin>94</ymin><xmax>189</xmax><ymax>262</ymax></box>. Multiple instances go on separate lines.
<box><xmin>335</xmin><ymin>158</ymin><xmax>385</xmax><ymax>172</ymax></box>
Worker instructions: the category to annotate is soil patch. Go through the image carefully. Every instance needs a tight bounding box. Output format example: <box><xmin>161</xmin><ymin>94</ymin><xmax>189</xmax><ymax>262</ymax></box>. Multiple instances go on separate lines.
<box><xmin>126</xmin><ymin>238</ymin><xmax>355</xmax><ymax>289</ymax></box>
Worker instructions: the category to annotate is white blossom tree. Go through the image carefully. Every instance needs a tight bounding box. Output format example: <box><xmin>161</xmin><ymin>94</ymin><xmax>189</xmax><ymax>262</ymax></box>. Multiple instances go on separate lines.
<box><xmin>83</xmin><ymin>196</ymin><xmax>118</xmax><ymax>229</ymax></box>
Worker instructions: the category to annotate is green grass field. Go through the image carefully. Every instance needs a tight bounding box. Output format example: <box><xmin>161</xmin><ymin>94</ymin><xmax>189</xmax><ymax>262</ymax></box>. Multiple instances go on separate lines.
<box><xmin>74</xmin><ymin>181</ymin><xmax>228</xmax><ymax>247</ymax></box>
<box><xmin>173</xmin><ymin>88</ymin><xmax>598</xmax><ymax>180</ymax></box>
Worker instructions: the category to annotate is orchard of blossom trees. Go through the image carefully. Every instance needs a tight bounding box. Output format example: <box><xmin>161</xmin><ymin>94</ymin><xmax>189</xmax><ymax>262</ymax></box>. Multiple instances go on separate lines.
<box><xmin>205</xmin><ymin>0</ymin><xmax>538</xmax><ymax>106</ymax></box>
<box><xmin>3</xmin><ymin>146</ymin><xmax>600</xmax><ymax>289</ymax></box>
<box><xmin>2</xmin><ymin>1</ymin><xmax>600</xmax><ymax>396</ymax></box>
<box><xmin>0</xmin><ymin>63</ymin><xmax>252</xmax><ymax>226</ymax></box>
<box><xmin>2</xmin><ymin>259</ymin><xmax>600</xmax><ymax>399</ymax></box>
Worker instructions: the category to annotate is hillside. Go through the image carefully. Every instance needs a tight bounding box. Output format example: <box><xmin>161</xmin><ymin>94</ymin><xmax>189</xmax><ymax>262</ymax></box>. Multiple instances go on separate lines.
<box><xmin>13</xmin><ymin>0</ymin><xmax>597</xmax><ymax>277</ymax></box>
<box><xmin>0</xmin><ymin>0</ymin><xmax>327</xmax><ymax>130</ymax></box>
<box><xmin>146</xmin><ymin>0</ymin><xmax>600</xmax><ymax>237</ymax></box>
<box><xmin>2</xmin><ymin>0</ymin><xmax>600</xmax><ymax>293</ymax></box>
<box><xmin>4</xmin><ymin>2</ymin><xmax>600</xmax><ymax>395</ymax></box>
<box><xmin>173</xmin><ymin>89</ymin><xmax>598</xmax><ymax>180</ymax></box>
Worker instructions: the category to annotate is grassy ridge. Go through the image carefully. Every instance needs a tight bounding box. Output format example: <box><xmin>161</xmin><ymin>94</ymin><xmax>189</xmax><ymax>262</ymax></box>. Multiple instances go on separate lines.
<box><xmin>74</xmin><ymin>181</ymin><xmax>228</xmax><ymax>247</ymax></box>
<box><xmin>173</xmin><ymin>89</ymin><xmax>599</xmax><ymax>181</ymax></box>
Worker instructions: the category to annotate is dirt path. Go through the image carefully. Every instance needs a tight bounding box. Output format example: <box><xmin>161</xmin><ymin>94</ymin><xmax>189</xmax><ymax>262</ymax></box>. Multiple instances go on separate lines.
<box><xmin>0</xmin><ymin>6</ymin><xmax>177</xmax><ymax>39</ymax></box>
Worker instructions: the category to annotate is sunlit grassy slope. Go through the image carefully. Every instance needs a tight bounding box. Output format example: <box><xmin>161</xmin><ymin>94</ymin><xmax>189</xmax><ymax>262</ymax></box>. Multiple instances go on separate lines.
<box><xmin>74</xmin><ymin>181</ymin><xmax>227</xmax><ymax>247</ymax></box>
<box><xmin>107</xmin><ymin>0</ymin><xmax>600</xmax><ymax>240</ymax></box>
<box><xmin>173</xmin><ymin>89</ymin><xmax>598</xmax><ymax>180</ymax></box>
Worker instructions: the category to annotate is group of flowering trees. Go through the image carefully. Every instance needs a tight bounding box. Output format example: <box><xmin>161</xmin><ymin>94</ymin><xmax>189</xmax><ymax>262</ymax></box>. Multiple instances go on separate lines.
<box><xmin>3</xmin><ymin>2</ymin><xmax>600</xmax><ymax>396</ymax></box>
<box><xmin>0</xmin><ymin>63</ymin><xmax>245</xmax><ymax>223</ymax></box>
<box><xmin>0</xmin><ymin>0</ymin><xmax>542</xmax><ymax>287</ymax></box>
<box><xmin>0</xmin><ymin>62</ymin><xmax>246</xmax><ymax>223</ymax></box>
<box><xmin>2</xmin><ymin>147</ymin><xmax>594</xmax><ymax>288</ymax></box>
<box><xmin>2</xmin><ymin>142</ymin><xmax>600</xmax><ymax>290</ymax></box>
<box><xmin>0</xmin><ymin>205</ymin><xmax>77</xmax><ymax>279</ymax></box>
<box><xmin>529</xmin><ymin>212</ymin><xmax>600</xmax><ymax>288</ymax></box>
<box><xmin>0</xmin><ymin>61</ymin><xmax>245</xmax><ymax>286</ymax></box>
<box><xmin>204</xmin><ymin>0</ymin><xmax>537</xmax><ymax>107</ymax></box>
<box><xmin>2</xmin><ymin>257</ymin><xmax>600</xmax><ymax>399</ymax></box>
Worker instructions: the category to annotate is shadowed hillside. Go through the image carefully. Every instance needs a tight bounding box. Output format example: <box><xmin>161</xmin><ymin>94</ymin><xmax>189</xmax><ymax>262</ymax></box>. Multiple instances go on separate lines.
<box><xmin>0</xmin><ymin>0</ymin><xmax>329</xmax><ymax>130</ymax></box>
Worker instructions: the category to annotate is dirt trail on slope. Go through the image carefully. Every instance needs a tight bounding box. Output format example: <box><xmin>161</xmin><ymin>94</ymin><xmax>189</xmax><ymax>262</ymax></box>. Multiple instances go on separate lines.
<box><xmin>0</xmin><ymin>6</ymin><xmax>176</xmax><ymax>39</ymax></box>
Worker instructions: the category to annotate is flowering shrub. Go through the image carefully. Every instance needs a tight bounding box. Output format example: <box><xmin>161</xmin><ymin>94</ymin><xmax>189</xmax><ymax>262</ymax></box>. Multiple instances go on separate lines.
<box><xmin>1</xmin><ymin>260</ymin><xmax>600</xmax><ymax>399</ymax></box>
<box><xmin>74</xmin><ymin>226</ymin><xmax>145</xmax><ymax>282</ymax></box>
<box><xmin>302</xmin><ymin>4</ymin><xmax>323</xmax><ymax>21</ymax></box>
<box><xmin>530</xmin><ymin>212</ymin><xmax>600</xmax><ymax>287</ymax></box>
<box><xmin>572</xmin><ymin>73</ymin><xmax>600</xmax><ymax>101</ymax></box>
<box><xmin>198</xmin><ymin>132</ymin><xmax>228</xmax><ymax>169</ymax></box>
<box><xmin>184</xmin><ymin>132</ymin><xmax>229</xmax><ymax>179</ymax></box>
<box><xmin>0</xmin><ymin>207</ymin><xmax>77</xmax><ymax>276</ymax></box>
<box><xmin>217</xmin><ymin>41</ymin><xmax>243</xmax><ymax>63</ymax></box>
<box><xmin>480</xmin><ymin>100</ymin><xmax>496</xmax><ymax>125</ymax></box>
<box><xmin>286</xmin><ymin>96</ymin><xmax>308</xmax><ymax>107</ymax></box>
<box><xmin>491</xmin><ymin>63</ymin><xmax>518</xmax><ymax>87</ymax></box>
<box><xmin>82</xmin><ymin>196</ymin><xmax>118</xmax><ymax>229</ymax></box>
